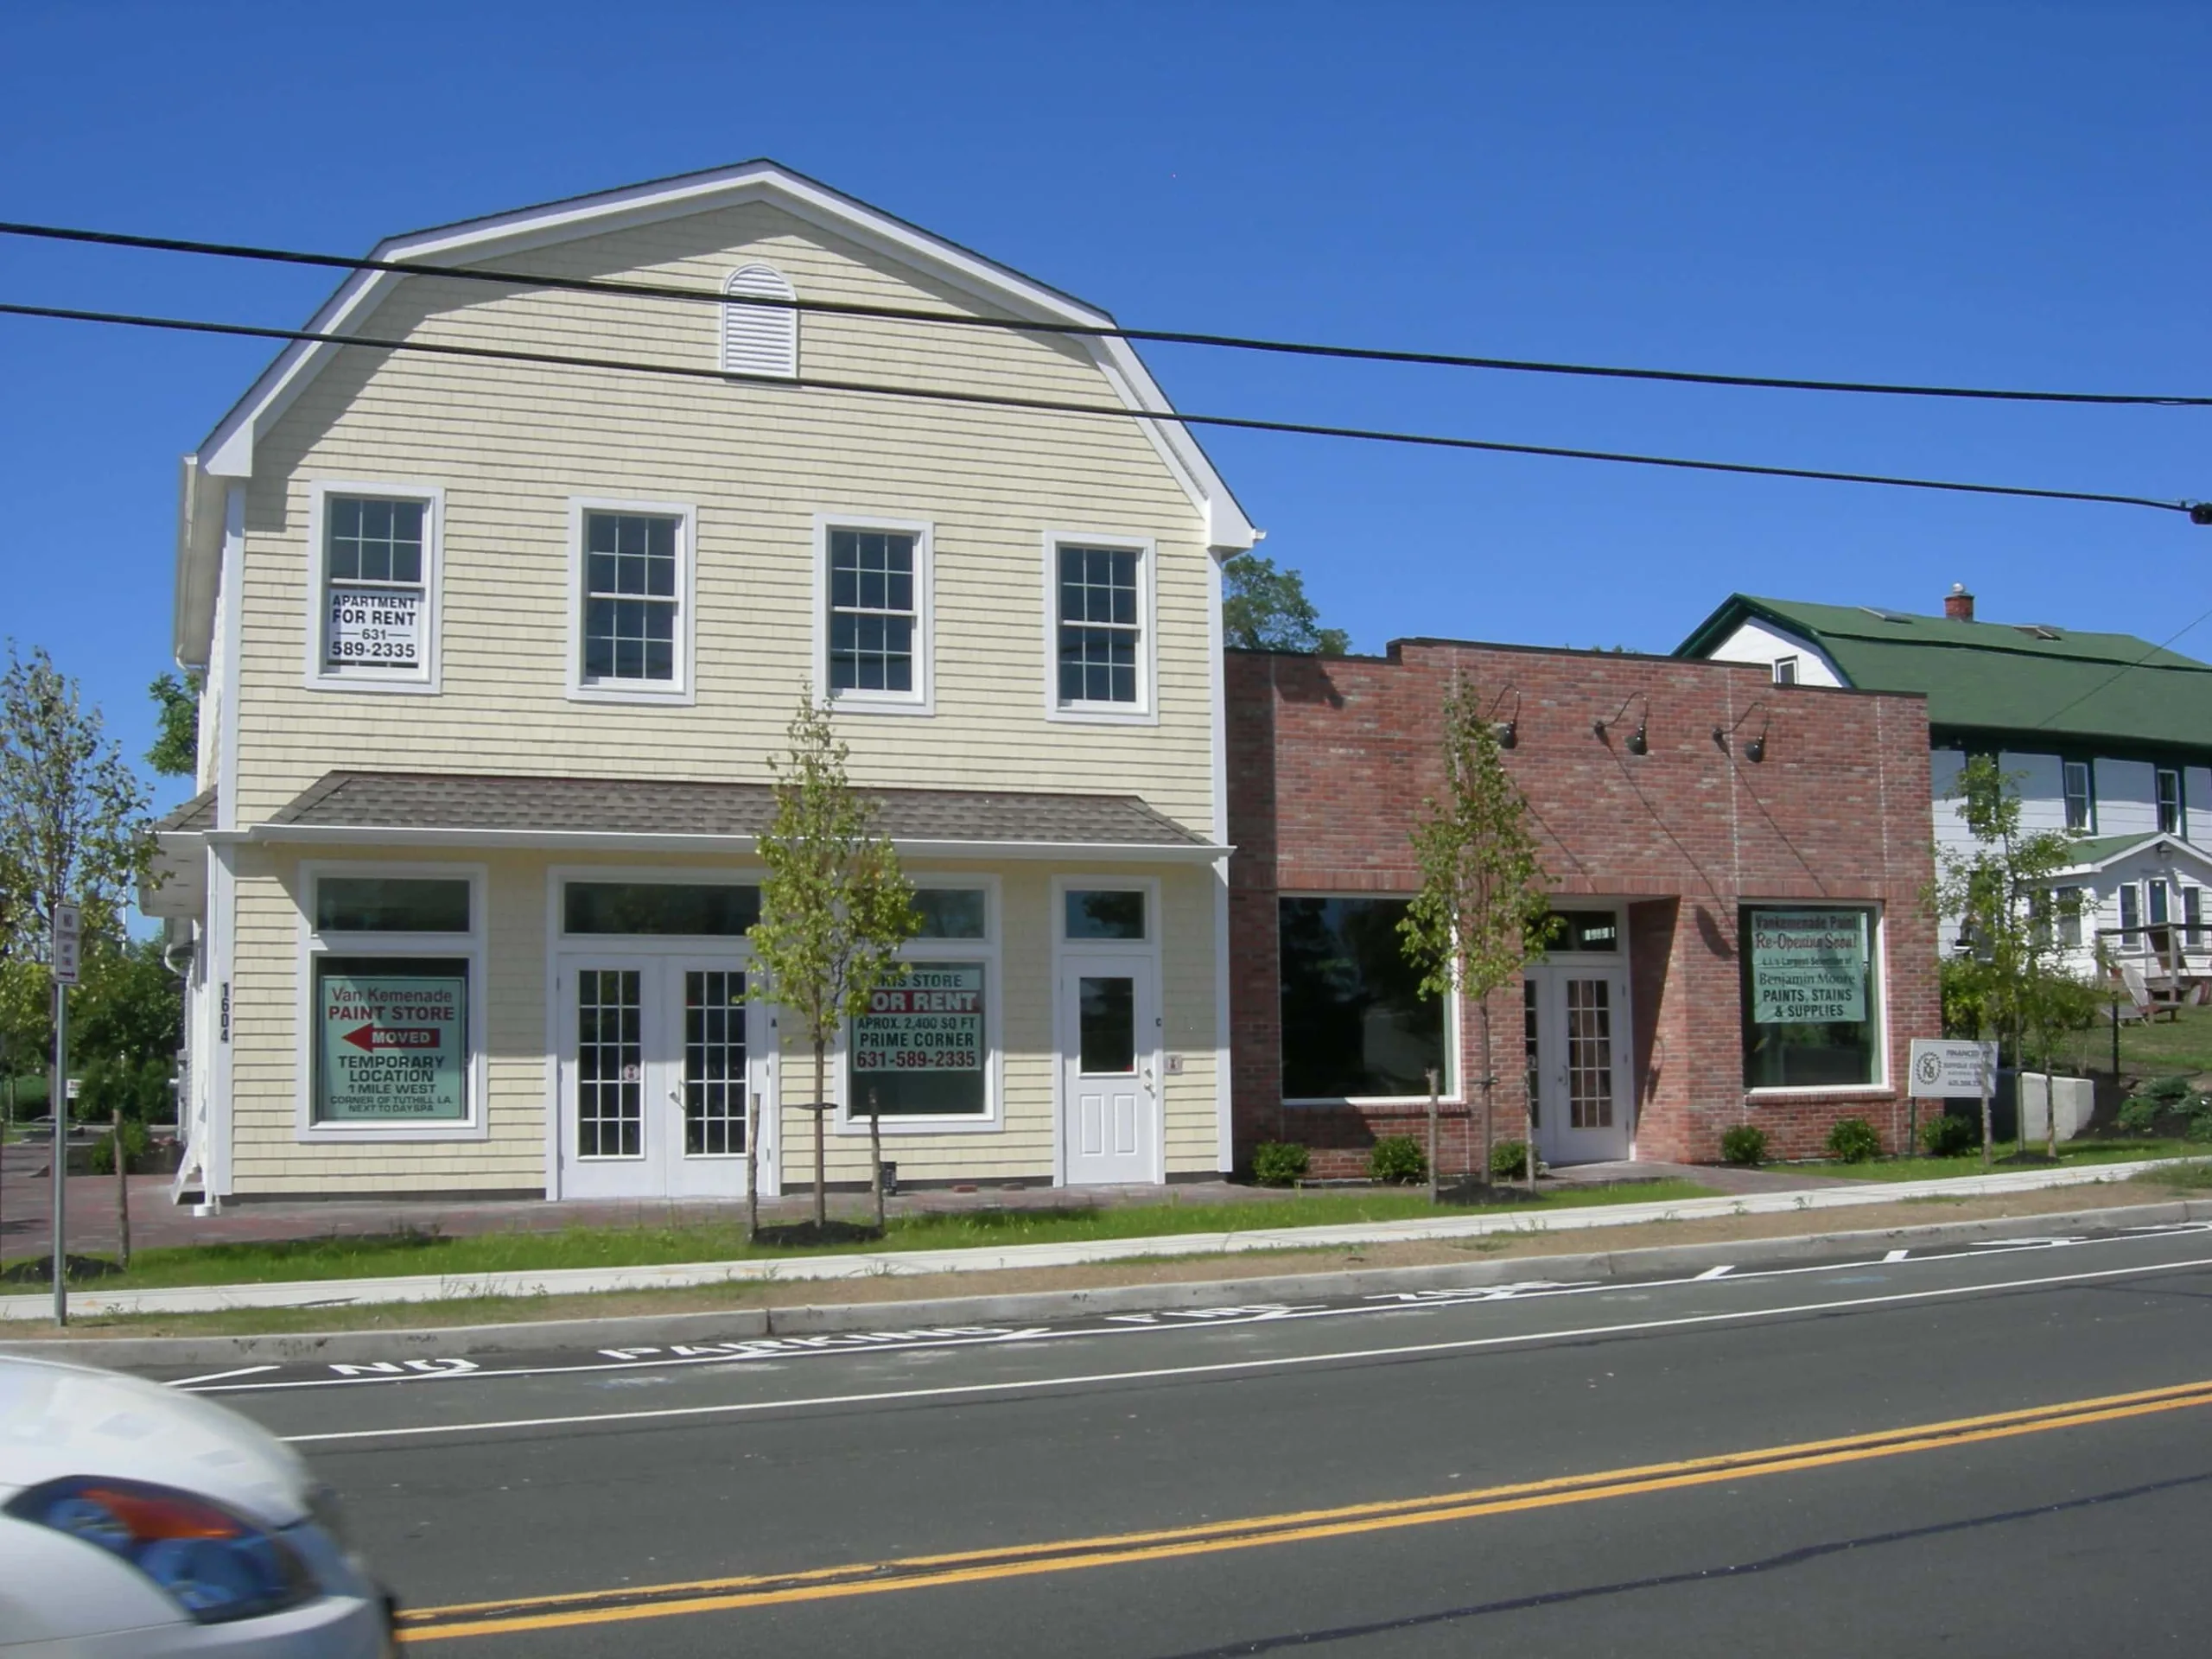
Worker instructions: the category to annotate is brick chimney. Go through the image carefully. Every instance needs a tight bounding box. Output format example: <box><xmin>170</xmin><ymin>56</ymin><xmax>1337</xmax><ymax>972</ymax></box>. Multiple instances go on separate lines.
<box><xmin>1943</xmin><ymin>582</ymin><xmax>1975</xmax><ymax>622</ymax></box>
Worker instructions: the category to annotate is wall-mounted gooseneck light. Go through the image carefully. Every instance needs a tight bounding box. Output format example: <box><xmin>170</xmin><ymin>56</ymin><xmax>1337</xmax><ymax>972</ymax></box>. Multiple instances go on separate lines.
<box><xmin>1713</xmin><ymin>701</ymin><xmax>1770</xmax><ymax>763</ymax></box>
<box><xmin>1487</xmin><ymin>686</ymin><xmax>1522</xmax><ymax>749</ymax></box>
<box><xmin>1592</xmin><ymin>691</ymin><xmax>1650</xmax><ymax>756</ymax></box>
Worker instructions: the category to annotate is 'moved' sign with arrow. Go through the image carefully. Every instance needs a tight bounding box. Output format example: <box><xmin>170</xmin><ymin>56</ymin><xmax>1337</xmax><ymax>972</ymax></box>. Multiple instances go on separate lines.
<box><xmin>315</xmin><ymin>967</ymin><xmax>467</xmax><ymax>1121</ymax></box>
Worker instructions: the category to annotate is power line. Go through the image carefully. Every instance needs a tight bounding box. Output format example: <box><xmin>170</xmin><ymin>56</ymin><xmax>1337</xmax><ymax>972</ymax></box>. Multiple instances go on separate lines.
<box><xmin>3</xmin><ymin>218</ymin><xmax>2209</xmax><ymax>411</ymax></box>
<box><xmin>2027</xmin><ymin>604</ymin><xmax>2212</xmax><ymax>733</ymax></box>
<box><xmin>3</xmin><ymin>297</ymin><xmax>2201</xmax><ymax>519</ymax></box>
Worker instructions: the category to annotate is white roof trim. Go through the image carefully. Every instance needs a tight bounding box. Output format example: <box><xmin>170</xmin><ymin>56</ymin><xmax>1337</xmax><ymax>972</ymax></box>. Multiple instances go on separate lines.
<box><xmin>178</xmin><ymin>161</ymin><xmax>1254</xmax><ymax>662</ymax></box>
<box><xmin>2053</xmin><ymin>833</ymin><xmax>2212</xmax><ymax>879</ymax></box>
<box><xmin>219</xmin><ymin>823</ymin><xmax>1229</xmax><ymax>861</ymax></box>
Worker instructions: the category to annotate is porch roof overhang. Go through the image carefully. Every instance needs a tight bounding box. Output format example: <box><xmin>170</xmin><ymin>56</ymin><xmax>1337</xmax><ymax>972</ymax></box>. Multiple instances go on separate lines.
<box><xmin>2050</xmin><ymin>831</ymin><xmax>2212</xmax><ymax>880</ymax></box>
<box><xmin>195</xmin><ymin>772</ymin><xmax>1230</xmax><ymax>862</ymax></box>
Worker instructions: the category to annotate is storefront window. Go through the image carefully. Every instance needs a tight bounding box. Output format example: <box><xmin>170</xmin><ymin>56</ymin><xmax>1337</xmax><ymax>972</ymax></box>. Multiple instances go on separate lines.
<box><xmin>563</xmin><ymin>882</ymin><xmax>760</xmax><ymax>936</ymax></box>
<box><xmin>1541</xmin><ymin>910</ymin><xmax>1618</xmax><ymax>953</ymax></box>
<box><xmin>315</xmin><ymin>877</ymin><xmax>469</xmax><ymax>934</ymax></box>
<box><xmin>914</xmin><ymin>888</ymin><xmax>987</xmax><ymax>939</ymax></box>
<box><xmin>1279</xmin><ymin>897</ymin><xmax>1447</xmax><ymax>1098</ymax></box>
<box><xmin>312</xmin><ymin>954</ymin><xmax>470</xmax><ymax>1122</ymax></box>
<box><xmin>1066</xmin><ymin>889</ymin><xmax>1146</xmax><ymax>941</ymax></box>
<box><xmin>850</xmin><ymin>961</ymin><xmax>988</xmax><ymax>1116</ymax></box>
<box><xmin>1740</xmin><ymin>906</ymin><xmax>1880</xmax><ymax>1089</ymax></box>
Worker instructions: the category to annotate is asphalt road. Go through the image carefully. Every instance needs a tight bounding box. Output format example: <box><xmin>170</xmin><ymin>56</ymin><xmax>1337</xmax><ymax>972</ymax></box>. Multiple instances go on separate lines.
<box><xmin>158</xmin><ymin>1223</ymin><xmax>2212</xmax><ymax>1655</ymax></box>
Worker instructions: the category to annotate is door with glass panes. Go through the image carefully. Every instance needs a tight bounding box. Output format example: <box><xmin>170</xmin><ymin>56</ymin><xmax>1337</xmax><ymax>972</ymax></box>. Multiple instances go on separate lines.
<box><xmin>1522</xmin><ymin>965</ymin><xmax>1634</xmax><ymax>1166</ymax></box>
<box><xmin>1058</xmin><ymin>956</ymin><xmax>1160</xmax><ymax>1185</ymax></box>
<box><xmin>559</xmin><ymin>956</ymin><xmax>772</xmax><ymax>1198</ymax></box>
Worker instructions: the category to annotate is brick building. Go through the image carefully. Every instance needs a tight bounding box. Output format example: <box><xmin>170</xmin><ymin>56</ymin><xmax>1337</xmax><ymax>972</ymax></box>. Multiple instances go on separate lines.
<box><xmin>1227</xmin><ymin>639</ymin><xmax>1942</xmax><ymax>1174</ymax></box>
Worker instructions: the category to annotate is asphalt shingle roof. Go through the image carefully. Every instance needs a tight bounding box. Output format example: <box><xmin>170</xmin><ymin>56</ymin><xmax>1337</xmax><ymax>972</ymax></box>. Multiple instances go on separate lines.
<box><xmin>154</xmin><ymin>787</ymin><xmax>218</xmax><ymax>835</ymax></box>
<box><xmin>260</xmin><ymin>772</ymin><xmax>1211</xmax><ymax>847</ymax></box>
<box><xmin>1677</xmin><ymin>594</ymin><xmax>2212</xmax><ymax>751</ymax></box>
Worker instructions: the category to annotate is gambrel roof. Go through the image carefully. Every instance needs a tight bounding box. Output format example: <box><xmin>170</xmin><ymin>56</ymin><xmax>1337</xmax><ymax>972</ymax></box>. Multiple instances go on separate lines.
<box><xmin>174</xmin><ymin>159</ymin><xmax>1257</xmax><ymax>665</ymax></box>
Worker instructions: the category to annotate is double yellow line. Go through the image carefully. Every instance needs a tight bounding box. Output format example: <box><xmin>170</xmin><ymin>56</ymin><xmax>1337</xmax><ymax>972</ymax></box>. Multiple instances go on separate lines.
<box><xmin>397</xmin><ymin>1375</ymin><xmax>2212</xmax><ymax>1642</ymax></box>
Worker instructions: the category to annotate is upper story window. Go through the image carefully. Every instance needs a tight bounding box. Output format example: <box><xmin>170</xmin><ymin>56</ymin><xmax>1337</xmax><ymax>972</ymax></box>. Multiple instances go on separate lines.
<box><xmin>2158</xmin><ymin>767</ymin><xmax>2184</xmax><ymax>836</ymax></box>
<box><xmin>721</xmin><ymin>264</ymin><xmax>798</xmax><ymax>379</ymax></box>
<box><xmin>2063</xmin><ymin>760</ymin><xmax>2094</xmax><ymax>832</ymax></box>
<box><xmin>569</xmin><ymin>500</ymin><xmax>695</xmax><ymax>703</ymax></box>
<box><xmin>1771</xmin><ymin>656</ymin><xmax>1799</xmax><ymax>686</ymax></box>
<box><xmin>817</xmin><ymin>518</ymin><xmax>932</xmax><ymax>711</ymax></box>
<box><xmin>1050</xmin><ymin>538</ymin><xmax>1154</xmax><ymax>720</ymax></box>
<box><xmin>307</xmin><ymin>482</ymin><xmax>442</xmax><ymax>692</ymax></box>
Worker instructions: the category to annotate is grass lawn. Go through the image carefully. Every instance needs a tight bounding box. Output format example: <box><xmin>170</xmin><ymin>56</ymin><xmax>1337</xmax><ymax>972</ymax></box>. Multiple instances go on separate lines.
<box><xmin>1814</xmin><ymin>1138</ymin><xmax>2206</xmax><ymax>1184</ymax></box>
<box><xmin>1</xmin><ymin>1179</ymin><xmax>1717</xmax><ymax>1294</ymax></box>
<box><xmin>2060</xmin><ymin>1001</ymin><xmax>2212</xmax><ymax>1083</ymax></box>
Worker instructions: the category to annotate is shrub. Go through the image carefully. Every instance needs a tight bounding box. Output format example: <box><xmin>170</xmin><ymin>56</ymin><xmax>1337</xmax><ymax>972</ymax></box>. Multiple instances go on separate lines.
<box><xmin>1919</xmin><ymin>1113</ymin><xmax>1980</xmax><ymax>1157</ymax></box>
<box><xmin>2143</xmin><ymin>1074</ymin><xmax>2198</xmax><ymax>1106</ymax></box>
<box><xmin>1368</xmin><ymin>1135</ymin><xmax>1427</xmax><ymax>1185</ymax></box>
<box><xmin>1251</xmin><ymin>1141</ymin><xmax>1309</xmax><ymax>1187</ymax></box>
<box><xmin>87</xmin><ymin>1117</ymin><xmax>152</xmax><ymax>1176</ymax></box>
<box><xmin>2118</xmin><ymin>1095</ymin><xmax>2164</xmax><ymax>1136</ymax></box>
<box><xmin>1720</xmin><ymin>1124</ymin><xmax>1767</xmax><ymax>1166</ymax></box>
<box><xmin>1491</xmin><ymin>1140</ymin><xmax>1536</xmax><ymax>1181</ymax></box>
<box><xmin>1825</xmin><ymin>1116</ymin><xmax>1882</xmax><ymax>1164</ymax></box>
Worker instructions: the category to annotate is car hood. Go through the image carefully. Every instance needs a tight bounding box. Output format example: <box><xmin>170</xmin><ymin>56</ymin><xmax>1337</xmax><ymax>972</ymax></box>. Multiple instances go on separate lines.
<box><xmin>0</xmin><ymin>1355</ymin><xmax>310</xmax><ymax>1527</ymax></box>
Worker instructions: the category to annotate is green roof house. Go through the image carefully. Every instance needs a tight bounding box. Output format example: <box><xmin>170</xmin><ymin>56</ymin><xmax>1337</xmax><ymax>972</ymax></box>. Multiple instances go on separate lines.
<box><xmin>1677</xmin><ymin>586</ymin><xmax>2212</xmax><ymax>973</ymax></box>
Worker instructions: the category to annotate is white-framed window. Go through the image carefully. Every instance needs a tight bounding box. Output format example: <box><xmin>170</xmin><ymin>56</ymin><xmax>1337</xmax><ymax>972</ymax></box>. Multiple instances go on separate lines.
<box><xmin>1275</xmin><ymin>891</ymin><xmax>1458</xmax><ymax>1104</ymax></box>
<box><xmin>2063</xmin><ymin>760</ymin><xmax>2095</xmax><ymax>832</ymax></box>
<box><xmin>2120</xmin><ymin>881</ymin><xmax>2142</xmax><ymax>951</ymax></box>
<box><xmin>839</xmin><ymin>878</ymin><xmax>1001</xmax><ymax>1134</ymax></box>
<box><xmin>296</xmin><ymin>861</ymin><xmax>487</xmax><ymax>1141</ymax></box>
<box><xmin>302</xmin><ymin>480</ymin><xmax>443</xmax><ymax>693</ymax></box>
<box><xmin>1741</xmin><ymin>903</ymin><xmax>1890</xmax><ymax>1093</ymax></box>
<box><xmin>813</xmin><ymin>514</ymin><xmax>933</xmax><ymax>713</ymax></box>
<box><xmin>721</xmin><ymin>264</ymin><xmax>798</xmax><ymax>379</ymax></box>
<box><xmin>1771</xmin><ymin>656</ymin><xmax>1799</xmax><ymax>686</ymax></box>
<box><xmin>2158</xmin><ymin>767</ymin><xmax>2185</xmax><ymax>836</ymax></box>
<box><xmin>567</xmin><ymin>498</ymin><xmax>696</xmax><ymax>703</ymax></box>
<box><xmin>1044</xmin><ymin>532</ymin><xmax>1156</xmax><ymax>722</ymax></box>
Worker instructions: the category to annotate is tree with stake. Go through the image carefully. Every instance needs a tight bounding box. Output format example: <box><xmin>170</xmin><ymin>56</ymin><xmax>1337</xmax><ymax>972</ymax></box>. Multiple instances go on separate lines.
<box><xmin>1400</xmin><ymin>680</ymin><xmax>1555</xmax><ymax>1195</ymax></box>
<box><xmin>749</xmin><ymin>690</ymin><xmax>918</xmax><ymax>1234</ymax></box>
<box><xmin>1932</xmin><ymin>756</ymin><xmax>2080</xmax><ymax>1168</ymax></box>
<box><xmin>0</xmin><ymin>645</ymin><xmax>152</xmax><ymax>1314</ymax></box>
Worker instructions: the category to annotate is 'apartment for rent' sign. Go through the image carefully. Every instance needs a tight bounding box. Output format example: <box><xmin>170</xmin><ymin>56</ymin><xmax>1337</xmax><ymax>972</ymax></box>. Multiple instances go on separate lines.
<box><xmin>1747</xmin><ymin>909</ymin><xmax>1866</xmax><ymax>1025</ymax></box>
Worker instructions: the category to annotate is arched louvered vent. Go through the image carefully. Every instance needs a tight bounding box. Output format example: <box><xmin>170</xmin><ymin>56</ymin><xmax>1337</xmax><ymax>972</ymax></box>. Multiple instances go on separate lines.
<box><xmin>721</xmin><ymin>264</ymin><xmax>798</xmax><ymax>379</ymax></box>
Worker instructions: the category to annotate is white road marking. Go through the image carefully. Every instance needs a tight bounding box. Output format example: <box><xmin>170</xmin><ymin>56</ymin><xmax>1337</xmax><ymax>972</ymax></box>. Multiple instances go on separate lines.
<box><xmin>277</xmin><ymin>1250</ymin><xmax>2212</xmax><ymax>1446</ymax></box>
<box><xmin>184</xmin><ymin>1224</ymin><xmax>2212</xmax><ymax>1397</ymax></box>
<box><xmin>162</xmin><ymin>1363</ymin><xmax>280</xmax><ymax>1388</ymax></box>
<box><xmin>1694</xmin><ymin>1265</ymin><xmax>1735</xmax><ymax>1280</ymax></box>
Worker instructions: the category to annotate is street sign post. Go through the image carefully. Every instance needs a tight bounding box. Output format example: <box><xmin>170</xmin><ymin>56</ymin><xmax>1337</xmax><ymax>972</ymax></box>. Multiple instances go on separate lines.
<box><xmin>50</xmin><ymin>903</ymin><xmax>79</xmax><ymax>1326</ymax></box>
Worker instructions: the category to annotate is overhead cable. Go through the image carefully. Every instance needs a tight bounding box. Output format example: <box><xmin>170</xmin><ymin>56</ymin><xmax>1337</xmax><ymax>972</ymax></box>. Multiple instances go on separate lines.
<box><xmin>1</xmin><ymin>298</ymin><xmax>2201</xmax><ymax>520</ymax></box>
<box><xmin>2</xmin><ymin>218</ymin><xmax>2209</xmax><ymax>410</ymax></box>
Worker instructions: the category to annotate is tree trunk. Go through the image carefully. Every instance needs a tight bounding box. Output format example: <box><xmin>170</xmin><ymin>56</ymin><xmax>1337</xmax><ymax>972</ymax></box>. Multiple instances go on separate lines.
<box><xmin>1425</xmin><ymin>1070</ymin><xmax>1440</xmax><ymax>1205</ymax></box>
<box><xmin>1478</xmin><ymin>996</ymin><xmax>1495</xmax><ymax>1192</ymax></box>
<box><xmin>868</xmin><ymin>1088</ymin><xmax>885</xmax><ymax>1233</ymax></box>
<box><xmin>2012</xmin><ymin>1010</ymin><xmax>2027</xmax><ymax>1160</ymax></box>
<box><xmin>1979</xmin><ymin>1030</ymin><xmax>1993</xmax><ymax>1173</ymax></box>
<box><xmin>112</xmin><ymin>1107</ymin><xmax>130</xmax><ymax>1270</ymax></box>
<box><xmin>812</xmin><ymin>1039</ymin><xmax>828</xmax><ymax>1231</ymax></box>
<box><xmin>745</xmin><ymin>1090</ymin><xmax>760</xmax><ymax>1242</ymax></box>
<box><xmin>1524</xmin><ymin>1032</ymin><xmax>1538</xmax><ymax>1198</ymax></box>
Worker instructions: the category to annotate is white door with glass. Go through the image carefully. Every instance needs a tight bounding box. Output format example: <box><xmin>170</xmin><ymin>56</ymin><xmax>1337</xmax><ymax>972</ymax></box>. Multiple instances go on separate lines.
<box><xmin>1059</xmin><ymin>957</ymin><xmax>1159</xmax><ymax>1185</ymax></box>
<box><xmin>559</xmin><ymin>956</ymin><xmax>772</xmax><ymax>1198</ymax></box>
<box><xmin>1523</xmin><ymin>965</ymin><xmax>1634</xmax><ymax>1166</ymax></box>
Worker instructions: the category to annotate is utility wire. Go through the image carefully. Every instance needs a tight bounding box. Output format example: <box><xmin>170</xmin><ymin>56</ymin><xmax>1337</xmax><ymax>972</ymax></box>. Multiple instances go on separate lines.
<box><xmin>3</xmin><ymin>297</ymin><xmax>2201</xmax><ymax>519</ymax></box>
<box><xmin>2026</xmin><ymin>603</ymin><xmax>2212</xmax><ymax>733</ymax></box>
<box><xmin>3</xmin><ymin>218</ymin><xmax>2209</xmax><ymax>410</ymax></box>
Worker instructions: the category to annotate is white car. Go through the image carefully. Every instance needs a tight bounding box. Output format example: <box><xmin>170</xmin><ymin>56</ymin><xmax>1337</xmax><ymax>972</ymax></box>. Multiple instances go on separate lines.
<box><xmin>0</xmin><ymin>1354</ymin><xmax>393</xmax><ymax>1656</ymax></box>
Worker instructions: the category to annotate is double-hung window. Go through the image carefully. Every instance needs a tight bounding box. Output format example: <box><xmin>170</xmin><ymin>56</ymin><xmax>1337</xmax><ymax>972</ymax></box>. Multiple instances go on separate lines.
<box><xmin>1771</xmin><ymin>656</ymin><xmax>1799</xmax><ymax>687</ymax></box>
<box><xmin>2158</xmin><ymin>767</ymin><xmax>2184</xmax><ymax>836</ymax></box>
<box><xmin>817</xmin><ymin>518</ymin><xmax>931</xmax><ymax>710</ymax></box>
<box><xmin>1051</xmin><ymin>537</ymin><xmax>1152</xmax><ymax>718</ymax></box>
<box><xmin>570</xmin><ymin>501</ymin><xmax>693</xmax><ymax>701</ymax></box>
<box><xmin>2062</xmin><ymin>760</ymin><xmax>2094</xmax><ymax>832</ymax></box>
<box><xmin>308</xmin><ymin>483</ymin><xmax>442</xmax><ymax>690</ymax></box>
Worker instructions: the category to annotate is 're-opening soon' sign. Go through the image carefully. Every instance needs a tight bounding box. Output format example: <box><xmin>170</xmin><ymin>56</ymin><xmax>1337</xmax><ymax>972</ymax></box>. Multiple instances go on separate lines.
<box><xmin>1747</xmin><ymin>909</ymin><xmax>1867</xmax><ymax>1025</ymax></box>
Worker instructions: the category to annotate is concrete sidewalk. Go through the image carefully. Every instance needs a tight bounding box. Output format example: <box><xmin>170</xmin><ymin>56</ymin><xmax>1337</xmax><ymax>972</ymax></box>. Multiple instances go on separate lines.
<box><xmin>1</xmin><ymin>1156</ymin><xmax>2194</xmax><ymax>1323</ymax></box>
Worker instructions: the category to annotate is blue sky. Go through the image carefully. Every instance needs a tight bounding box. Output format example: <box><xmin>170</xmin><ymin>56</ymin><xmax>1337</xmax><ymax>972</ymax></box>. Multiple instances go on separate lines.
<box><xmin>3</xmin><ymin>2</ymin><xmax>2207</xmax><ymax>817</ymax></box>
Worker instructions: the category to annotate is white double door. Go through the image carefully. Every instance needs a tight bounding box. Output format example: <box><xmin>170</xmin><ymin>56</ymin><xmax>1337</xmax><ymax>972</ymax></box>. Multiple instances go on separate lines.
<box><xmin>558</xmin><ymin>954</ymin><xmax>775</xmax><ymax>1199</ymax></box>
<box><xmin>1523</xmin><ymin>964</ymin><xmax>1634</xmax><ymax>1166</ymax></box>
<box><xmin>1059</xmin><ymin>954</ymin><xmax>1160</xmax><ymax>1185</ymax></box>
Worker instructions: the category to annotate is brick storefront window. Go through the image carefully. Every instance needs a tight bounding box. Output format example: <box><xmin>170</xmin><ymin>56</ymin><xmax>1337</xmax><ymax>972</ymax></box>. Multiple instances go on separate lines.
<box><xmin>1278</xmin><ymin>897</ymin><xmax>1448</xmax><ymax>1099</ymax></box>
<box><xmin>1740</xmin><ymin>906</ymin><xmax>1881</xmax><ymax>1090</ymax></box>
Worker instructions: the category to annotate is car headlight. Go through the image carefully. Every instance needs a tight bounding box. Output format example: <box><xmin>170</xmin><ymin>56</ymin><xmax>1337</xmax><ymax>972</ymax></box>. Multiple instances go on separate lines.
<box><xmin>4</xmin><ymin>1475</ymin><xmax>321</xmax><ymax>1624</ymax></box>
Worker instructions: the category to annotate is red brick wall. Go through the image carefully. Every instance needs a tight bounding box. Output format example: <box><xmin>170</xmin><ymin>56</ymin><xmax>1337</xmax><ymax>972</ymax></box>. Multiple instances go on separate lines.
<box><xmin>1228</xmin><ymin>640</ymin><xmax>1940</xmax><ymax>1173</ymax></box>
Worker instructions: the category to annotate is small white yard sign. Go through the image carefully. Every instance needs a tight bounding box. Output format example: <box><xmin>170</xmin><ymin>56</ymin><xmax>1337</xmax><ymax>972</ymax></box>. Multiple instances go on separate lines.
<box><xmin>1909</xmin><ymin>1039</ymin><xmax>1999</xmax><ymax>1099</ymax></box>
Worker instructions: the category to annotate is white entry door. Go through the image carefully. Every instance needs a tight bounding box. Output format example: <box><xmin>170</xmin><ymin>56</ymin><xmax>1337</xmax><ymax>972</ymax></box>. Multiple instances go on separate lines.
<box><xmin>1523</xmin><ymin>966</ymin><xmax>1634</xmax><ymax>1166</ymax></box>
<box><xmin>559</xmin><ymin>956</ymin><xmax>772</xmax><ymax>1199</ymax></box>
<box><xmin>1059</xmin><ymin>956</ymin><xmax>1159</xmax><ymax>1185</ymax></box>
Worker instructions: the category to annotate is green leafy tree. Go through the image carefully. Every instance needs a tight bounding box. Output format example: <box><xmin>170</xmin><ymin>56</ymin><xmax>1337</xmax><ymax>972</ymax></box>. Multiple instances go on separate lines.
<box><xmin>1932</xmin><ymin>756</ymin><xmax>2082</xmax><ymax>1165</ymax></box>
<box><xmin>147</xmin><ymin>672</ymin><xmax>201</xmax><ymax>779</ymax></box>
<box><xmin>72</xmin><ymin>937</ymin><xmax>182</xmax><ymax>1122</ymax></box>
<box><xmin>1222</xmin><ymin>553</ymin><xmax>1350</xmax><ymax>656</ymax></box>
<box><xmin>749</xmin><ymin>691</ymin><xmax>919</xmax><ymax>1230</ymax></box>
<box><xmin>0</xmin><ymin>644</ymin><xmax>152</xmax><ymax>1125</ymax></box>
<box><xmin>1400</xmin><ymin>681</ymin><xmax>1554</xmax><ymax>1193</ymax></box>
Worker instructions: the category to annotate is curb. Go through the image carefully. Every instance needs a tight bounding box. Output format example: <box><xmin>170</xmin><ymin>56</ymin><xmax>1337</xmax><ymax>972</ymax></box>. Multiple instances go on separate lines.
<box><xmin>13</xmin><ymin>1197</ymin><xmax>2209</xmax><ymax>1370</ymax></box>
